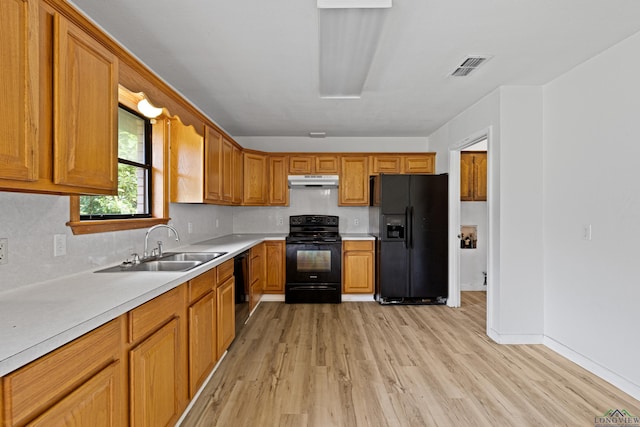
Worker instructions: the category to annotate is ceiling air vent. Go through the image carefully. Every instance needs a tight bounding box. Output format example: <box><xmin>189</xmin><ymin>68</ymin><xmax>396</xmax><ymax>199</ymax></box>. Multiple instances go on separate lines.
<box><xmin>450</xmin><ymin>55</ymin><xmax>492</xmax><ymax>77</ymax></box>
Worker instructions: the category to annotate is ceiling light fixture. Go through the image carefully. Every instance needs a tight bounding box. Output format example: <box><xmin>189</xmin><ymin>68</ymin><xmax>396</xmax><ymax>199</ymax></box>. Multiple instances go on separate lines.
<box><xmin>137</xmin><ymin>98</ymin><xmax>163</xmax><ymax>118</ymax></box>
<box><xmin>317</xmin><ymin>0</ymin><xmax>391</xmax><ymax>99</ymax></box>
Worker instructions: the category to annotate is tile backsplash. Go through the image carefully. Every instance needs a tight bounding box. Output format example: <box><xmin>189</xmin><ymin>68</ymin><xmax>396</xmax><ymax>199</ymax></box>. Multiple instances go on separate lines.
<box><xmin>0</xmin><ymin>188</ymin><xmax>367</xmax><ymax>293</ymax></box>
<box><xmin>232</xmin><ymin>188</ymin><xmax>369</xmax><ymax>234</ymax></box>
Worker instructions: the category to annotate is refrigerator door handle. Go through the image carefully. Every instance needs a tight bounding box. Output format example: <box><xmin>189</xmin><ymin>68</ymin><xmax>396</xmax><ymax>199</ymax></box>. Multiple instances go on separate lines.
<box><xmin>404</xmin><ymin>207</ymin><xmax>410</xmax><ymax>249</ymax></box>
<box><xmin>409</xmin><ymin>206</ymin><xmax>414</xmax><ymax>248</ymax></box>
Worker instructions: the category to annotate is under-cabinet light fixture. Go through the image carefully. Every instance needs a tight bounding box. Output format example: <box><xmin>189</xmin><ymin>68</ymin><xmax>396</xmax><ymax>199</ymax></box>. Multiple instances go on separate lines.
<box><xmin>137</xmin><ymin>98</ymin><xmax>163</xmax><ymax>119</ymax></box>
<box><xmin>317</xmin><ymin>0</ymin><xmax>391</xmax><ymax>99</ymax></box>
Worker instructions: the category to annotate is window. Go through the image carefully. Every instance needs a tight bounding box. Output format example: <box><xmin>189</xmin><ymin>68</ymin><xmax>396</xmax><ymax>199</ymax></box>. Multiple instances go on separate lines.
<box><xmin>67</xmin><ymin>86</ymin><xmax>170</xmax><ymax>235</ymax></box>
<box><xmin>80</xmin><ymin>105</ymin><xmax>152</xmax><ymax>219</ymax></box>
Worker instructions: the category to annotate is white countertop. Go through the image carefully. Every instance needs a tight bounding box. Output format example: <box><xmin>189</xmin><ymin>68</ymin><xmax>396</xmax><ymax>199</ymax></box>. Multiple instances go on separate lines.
<box><xmin>341</xmin><ymin>233</ymin><xmax>375</xmax><ymax>240</ymax></box>
<box><xmin>0</xmin><ymin>234</ymin><xmax>285</xmax><ymax>376</ymax></box>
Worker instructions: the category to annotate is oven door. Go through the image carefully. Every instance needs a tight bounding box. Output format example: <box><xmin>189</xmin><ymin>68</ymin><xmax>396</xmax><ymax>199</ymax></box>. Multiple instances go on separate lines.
<box><xmin>285</xmin><ymin>241</ymin><xmax>341</xmax><ymax>285</ymax></box>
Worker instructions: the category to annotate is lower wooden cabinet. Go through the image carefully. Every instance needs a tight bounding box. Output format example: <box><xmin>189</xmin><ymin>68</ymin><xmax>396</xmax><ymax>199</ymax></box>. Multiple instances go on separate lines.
<box><xmin>0</xmin><ymin>261</ymin><xmax>241</xmax><ymax>427</ymax></box>
<box><xmin>0</xmin><ymin>318</ymin><xmax>125</xmax><ymax>427</ymax></box>
<box><xmin>216</xmin><ymin>275</ymin><xmax>236</xmax><ymax>357</ymax></box>
<box><xmin>342</xmin><ymin>240</ymin><xmax>374</xmax><ymax>294</ymax></box>
<box><xmin>187</xmin><ymin>270</ymin><xmax>217</xmax><ymax>398</ymax></box>
<box><xmin>27</xmin><ymin>362</ymin><xmax>121</xmax><ymax>427</ymax></box>
<box><xmin>264</xmin><ymin>241</ymin><xmax>285</xmax><ymax>294</ymax></box>
<box><xmin>249</xmin><ymin>243</ymin><xmax>265</xmax><ymax>311</ymax></box>
<box><xmin>130</xmin><ymin>319</ymin><xmax>183</xmax><ymax>427</ymax></box>
<box><xmin>128</xmin><ymin>285</ymin><xmax>188</xmax><ymax>427</ymax></box>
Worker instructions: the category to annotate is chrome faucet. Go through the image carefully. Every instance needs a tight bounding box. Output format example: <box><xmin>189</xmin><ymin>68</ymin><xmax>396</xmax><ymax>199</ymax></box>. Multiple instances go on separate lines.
<box><xmin>144</xmin><ymin>224</ymin><xmax>180</xmax><ymax>259</ymax></box>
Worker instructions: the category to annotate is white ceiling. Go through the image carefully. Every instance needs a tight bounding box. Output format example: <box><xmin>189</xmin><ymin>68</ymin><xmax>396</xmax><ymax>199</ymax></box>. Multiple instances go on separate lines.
<box><xmin>70</xmin><ymin>0</ymin><xmax>640</xmax><ymax>140</ymax></box>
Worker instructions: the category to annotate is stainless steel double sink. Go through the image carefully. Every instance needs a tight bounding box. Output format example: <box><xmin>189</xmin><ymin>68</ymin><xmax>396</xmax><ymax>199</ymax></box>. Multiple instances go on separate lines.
<box><xmin>96</xmin><ymin>252</ymin><xmax>227</xmax><ymax>273</ymax></box>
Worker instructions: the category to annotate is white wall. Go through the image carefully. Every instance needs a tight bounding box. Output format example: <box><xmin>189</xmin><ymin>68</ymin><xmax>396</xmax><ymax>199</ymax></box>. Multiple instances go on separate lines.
<box><xmin>428</xmin><ymin>86</ymin><xmax>545</xmax><ymax>341</ymax></box>
<box><xmin>543</xmin><ymin>31</ymin><xmax>640</xmax><ymax>393</ymax></box>
<box><xmin>236</xmin><ymin>136</ymin><xmax>428</xmax><ymax>152</ymax></box>
<box><xmin>232</xmin><ymin>188</ymin><xmax>368</xmax><ymax>234</ymax></box>
<box><xmin>460</xmin><ymin>202</ymin><xmax>487</xmax><ymax>291</ymax></box>
<box><xmin>0</xmin><ymin>192</ymin><xmax>233</xmax><ymax>293</ymax></box>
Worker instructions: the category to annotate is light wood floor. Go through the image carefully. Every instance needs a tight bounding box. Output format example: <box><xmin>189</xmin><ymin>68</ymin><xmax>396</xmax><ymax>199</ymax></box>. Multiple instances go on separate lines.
<box><xmin>182</xmin><ymin>292</ymin><xmax>640</xmax><ymax>426</ymax></box>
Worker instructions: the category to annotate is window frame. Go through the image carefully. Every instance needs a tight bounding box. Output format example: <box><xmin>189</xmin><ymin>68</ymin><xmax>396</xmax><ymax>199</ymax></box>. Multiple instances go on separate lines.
<box><xmin>79</xmin><ymin>104</ymin><xmax>153</xmax><ymax>221</ymax></box>
<box><xmin>67</xmin><ymin>86</ymin><xmax>170</xmax><ymax>235</ymax></box>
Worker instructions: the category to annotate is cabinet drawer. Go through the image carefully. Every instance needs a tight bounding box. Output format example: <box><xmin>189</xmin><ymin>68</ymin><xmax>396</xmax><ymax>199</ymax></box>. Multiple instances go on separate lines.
<box><xmin>129</xmin><ymin>286</ymin><xmax>182</xmax><ymax>343</ymax></box>
<box><xmin>189</xmin><ymin>269</ymin><xmax>216</xmax><ymax>303</ymax></box>
<box><xmin>216</xmin><ymin>259</ymin><xmax>234</xmax><ymax>285</ymax></box>
<box><xmin>343</xmin><ymin>240</ymin><xmax>374</xmax><ymax>251</ymax></box>
<box><xmin>3</xmin><ymin>317</ymin><xmax>122</xmax><ymax>426</ymax></box>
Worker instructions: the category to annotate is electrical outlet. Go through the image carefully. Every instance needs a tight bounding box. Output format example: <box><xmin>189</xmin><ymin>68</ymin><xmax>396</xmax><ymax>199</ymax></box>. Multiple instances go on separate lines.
<box><xmin>354</xmin><ymin>218</ymin><xmax>359</xmax><ymax>226</ymax></box>
<box><xmin>583</xmin><ymin>224</ymin><xmax>592</xmax><ymax>241</ymax></box>
<box><xmin>0</xmin><ymin>238</ymin><xmax>7</xmax><ymax>265</ymax></box>
<box><xmin>188</xmin><ymin>222</ymin><xmax>193</xmax><ymax>234</ymax></box>
<box><xmin>277</xmin><ymin>217</ymin><xmax>284</xmax><ymax>226</ymax></box>
<box><xmin>54</xmin><ymin>234</ymin><xmax>67</xmax><ymax>257</ymax></box>
<box><xmin>216</xmin><ymin>219</ymin><xmax>219</xmax><ymax>228</ymax></box>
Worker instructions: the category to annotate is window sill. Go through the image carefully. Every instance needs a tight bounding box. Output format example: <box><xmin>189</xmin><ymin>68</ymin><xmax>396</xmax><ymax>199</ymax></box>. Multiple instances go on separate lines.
<box><xmin>67</xmin><ymin>217</ymin><xmax>170</xmax><ymax>235</ymax></box>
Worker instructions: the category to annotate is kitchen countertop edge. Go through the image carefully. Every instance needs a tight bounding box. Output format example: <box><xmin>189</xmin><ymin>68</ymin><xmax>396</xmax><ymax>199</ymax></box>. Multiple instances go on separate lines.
<box><xmin>0</xmin><ymin>234</ymin><xmax>285</xmax><ymax>376</ymax></box>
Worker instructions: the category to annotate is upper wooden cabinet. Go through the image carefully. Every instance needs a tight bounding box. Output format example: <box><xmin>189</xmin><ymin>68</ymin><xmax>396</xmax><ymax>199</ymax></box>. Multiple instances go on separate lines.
<box><xmin>460</xmin><ymin>151</ymin><xmax>487</xmax><ymax>201</ymax></box>
<box><xmin>369</xmin><ymin>153</ymin><xmax>435</xmax><ymax>175</ymax></box>
<box><xmin>53</xmin><ymin>13</ymin><xmax>118</xmax><ymax>193</ymax></box>
<box><xmin>289</xmin><ymin>155</ymin><xmax>339</xmax><ymax>174</ymax></box>
<box><xmin>404</xmin><ymin>154</ymin><xmax>435</xmax><ymax>174</ymax></box>
<box><xmin>204</xmin><ymin>125</ymin><xmax>222</xmax><ymax>202</ymax></box>
<box><xmin>232</xmin><ymin>145</ymin><xmax>243</xmax><ymax>204</ymax></box>
<box><xmin>0</xmin><ymin>1</ymin><xmax>119</xmax><ymax>195</ymax></box>
<box><xmin>339</xmin><ymin>156</ymin><xmax>369</xmax><ymax>206</ymax></box>
<box><xmin>243</xmin><ymin>152</ymin><xmax>268</xmax><ymax>205</ymax></box>
<box><xmin>221</xmin><ymin>138</ymin><xmax>234</xmax><ymax>202</ymax></box>
<box><xmin>0</xmin><ymin>0</ymin><xmax>39</xmax><ymax>183</ymax></box>
<box><xmin>170</xmin><ymin>118</ymin><xmax>204</xmax><ymax>203</ymax></box>
<box><xmin>269</xmin><ymin>155</ymin><xmax>289</xmax><ymax>206</ymax></box>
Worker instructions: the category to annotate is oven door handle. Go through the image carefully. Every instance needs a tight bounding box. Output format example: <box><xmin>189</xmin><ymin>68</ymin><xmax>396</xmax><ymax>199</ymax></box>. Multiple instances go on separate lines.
<box><xmin>288</xmin><ymin>285</ymin><xmax>335</xmax><ymax>291</ymax></box>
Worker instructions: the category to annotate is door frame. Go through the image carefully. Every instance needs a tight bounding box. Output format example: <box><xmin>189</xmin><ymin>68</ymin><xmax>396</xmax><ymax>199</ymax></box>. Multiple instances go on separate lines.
<box><xmin>447</xmin><ymin>127</ymin><xmax>493</xmax><ymax>333</ymax></box>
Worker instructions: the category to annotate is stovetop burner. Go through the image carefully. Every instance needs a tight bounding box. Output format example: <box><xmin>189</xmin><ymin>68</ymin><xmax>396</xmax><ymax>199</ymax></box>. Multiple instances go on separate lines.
<box><xmin>286</xmin><ymin>215</ymin><xmax>340</xmax><ymax>243</ymax></box>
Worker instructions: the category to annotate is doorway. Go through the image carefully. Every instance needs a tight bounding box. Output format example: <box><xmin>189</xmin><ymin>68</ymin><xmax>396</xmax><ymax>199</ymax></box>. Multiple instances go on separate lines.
<box><xmin>447</xmin><ymin>128</ymin><xmax>492</xmax><ymax>333</ymax></box>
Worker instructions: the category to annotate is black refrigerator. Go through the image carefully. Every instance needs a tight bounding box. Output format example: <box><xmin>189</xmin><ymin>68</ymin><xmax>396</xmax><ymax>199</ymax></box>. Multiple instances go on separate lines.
<box><xmin>370</xmin><ymin>174</ymin><xmax>448</xmax><ymax>304</ymax></box>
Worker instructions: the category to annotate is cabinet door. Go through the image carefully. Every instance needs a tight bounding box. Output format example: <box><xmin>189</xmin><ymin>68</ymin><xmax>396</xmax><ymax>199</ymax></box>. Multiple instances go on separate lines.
<box><xmin>243</xmin><ymin>152</ymin><xmax>267</xmax><ymax>205</ymax></box>
<box><xmin>216</xmin><ymin>277</ymin><xmax>236</xmax><ymax>356</ymax></box>
<box><xmin>404</xmin><ymin>154</ymin><xmax>434</xmax><ymax>174</ymax></box>
<box><xmin>53</xmin><ymin>14</ymin><xmax>118</xmax><ymax>193</ymax></box>
<box><xmin>370</xmin><ymin>156</ymin><xmax>401</xmax><ymax>175</ymax></box>
<box><xmin>288</xmin><ymin>156</ymin><xmax>313</xmax><ymax>174</ymax></box>
<box><xmin>339</xmin><ymin>156</ymin><xmax>369</xmax><ymax>206</ymax></box>
<box><xmin>232</xmin><ymin>145</ymin><xmax>243</xmax><ymax>204</ymax></box>
<box><xmin>27</xmin><ymin>362</ymin><xmax>122</xmax><ymax>427</ymax></box>
<box><xmin>264</xmin><ymin>241</ymin><xmax>285</xmax><ymax>294</ymax></box>
<box><xmin>130</xmin><ymin>318</ymin><xmax>182</xmax><ymax>427</ymax></box>
<box><xmin>170</xmin><ymin>118</ymin><xmax>204</xmax><ymax>203</ymax></box>
<box><xmin>3</xmin><ymin>318</ymin><xmax>123</xmax><ymax>427</ymax></box>
<box><xmin>188</xmin><ymin>291</ymin><xmax>216</xmax><ymax>398</ymax></box>
<box><xmin>249</xmin><ymin>243</ymin><xmax>265</xmax><ymax>311</ymax></box>
<box><xmin>473</xmin><ymin>152</ymin><xmax>487</xmax><ymax>201</ymax></box>
<box><xmin>460</xmin><ymin>152</ymin><xmax>474</xmax><ymax>201</ymax></box>
<box><xmin>0</xmin><ymin>0</ymin><xmax>38</xmax><ymax>182</ymax></box>
<box><xmin>204</xmin><ymin>126</ymin><xmax>222</xmax><ymax>202</ymax></box>
<box><xmin>269</xmin><ymin>156</ymin><xmax>288</xmax><ymax>206</ymax></box>
<box><xmin>343</xmin><ymin>241</ymin><xmax>374</xmax><ymax>293</ymax></box>
<box><xmin>221</xmin><ymin>137</ymin><xmax>234</xmax><ymax>202</ymax></box>
<box><xmin>315</xmin><ymin>155</ymin><xmax>339</xmax><ymax>174</ymax></box>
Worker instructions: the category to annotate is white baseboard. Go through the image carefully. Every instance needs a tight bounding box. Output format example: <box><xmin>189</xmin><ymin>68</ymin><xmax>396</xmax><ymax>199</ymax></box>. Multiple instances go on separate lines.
<box><xmin>259</xmin><ymin>294</ymin><xmax>376</xmax><ymax>302</ymax></box>
<box><xmin>544</xmin><ymin>336</ymin><xmax>640</xmax><ymax>401</ymax></box>
<box><xmin>488</xmin><ymin>328</ymin><xmax>544</xmax><ymax>344</ymax></box>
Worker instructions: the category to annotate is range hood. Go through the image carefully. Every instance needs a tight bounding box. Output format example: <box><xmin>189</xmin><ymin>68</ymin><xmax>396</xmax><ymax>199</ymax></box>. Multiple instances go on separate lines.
<box><xmin>288</xmin><ymin>175</ymin><xmax>339</xmax><ymax>188</ymax></box>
